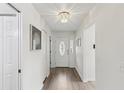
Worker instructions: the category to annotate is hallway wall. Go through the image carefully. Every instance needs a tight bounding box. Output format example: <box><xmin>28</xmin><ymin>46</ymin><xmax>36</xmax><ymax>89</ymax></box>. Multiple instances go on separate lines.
<box><xmin>12</xmin><ymin>3</ymin><xmax>51</xmax><ymax>89</ymax></box>
<box><xmin>75</xmin><ymin>30</ymin><xmax>83</xmax><ymax>80</ymax></box>
<box><xmin>75</xmin><ymin>20</ymin><xmax>95</xmax><ymax>82</ymax></box>
<box><xmin>95</xmin><ymin>4</ymin><xmax>124</xmax><ymax>89</ymax></box>
<box><xmin>78</xmin><ymin>4</ymin><xmax>124</xmax><ymax>89</ymax></box>
<box><xmin>74</xmin><ymin>5</ymin><xmax>98</xmax><ymax>82</ymax></box>
<box><xmin>0</xmin><ymin>4</ymin><xmax>16</xmax><ymax>14</ymax></box>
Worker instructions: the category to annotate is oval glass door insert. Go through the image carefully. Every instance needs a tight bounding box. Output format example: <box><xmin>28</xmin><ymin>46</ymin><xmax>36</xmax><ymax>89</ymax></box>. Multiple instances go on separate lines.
<box><xmin>59</xmin><ymin>41</ymin><xmax>65</xmax><ymax>56</ymax></box>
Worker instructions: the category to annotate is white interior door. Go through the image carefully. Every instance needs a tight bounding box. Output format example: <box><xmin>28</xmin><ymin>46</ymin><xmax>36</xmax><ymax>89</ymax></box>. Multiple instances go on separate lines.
<box><xmin>0</xmin><ymin>15</ymin><xmax>19</xmax><ymax>90</ymax></box>
<box><xmin>83</xmin><ymin>24</ymin><xmax>95</xmax><ymax>81</ymax></box>
<box><xmin>0</xmin><ymin>16</ymin><xmax>3</xmax><ymax>90</ymax></box>
<box><xmin>55</xmin><ymin>38</ymin><xmax>69</xmax><ymax>67</ymax></box>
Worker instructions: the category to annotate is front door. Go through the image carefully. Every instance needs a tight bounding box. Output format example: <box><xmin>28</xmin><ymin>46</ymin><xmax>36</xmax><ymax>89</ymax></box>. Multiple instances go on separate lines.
<box><xmin>55</xmin><ymin>38</ymin><xmax>69</xmax><ymax>67</ymax></box>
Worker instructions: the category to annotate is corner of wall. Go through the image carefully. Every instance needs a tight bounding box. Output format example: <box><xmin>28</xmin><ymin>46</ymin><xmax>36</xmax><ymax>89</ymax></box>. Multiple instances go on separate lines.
<box><xmin>75</xmin><ymin>65</ymin><xmax>83</xmax><ymax>81</ymax></box>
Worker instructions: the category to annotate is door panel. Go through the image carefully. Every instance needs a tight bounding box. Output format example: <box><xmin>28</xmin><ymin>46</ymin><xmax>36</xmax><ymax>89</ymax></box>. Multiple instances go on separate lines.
<box><xmin>55</xmin><ymin>38</ymin><xmax>69</xmax><ymax>67</ymax></box>
<box><xmin>0</xmin><ymin>17</ymin><xmax>3</xmax><ymax>89</ymax></box>
<box><xmin>83</xmin><ymin>24</ymin><xmax>95</xmax><ymax>81</ymax></box>
<box><xmin>3</xmin><ymin>16</ymin><xmax>19</xmax><ymax>90</ymax></box>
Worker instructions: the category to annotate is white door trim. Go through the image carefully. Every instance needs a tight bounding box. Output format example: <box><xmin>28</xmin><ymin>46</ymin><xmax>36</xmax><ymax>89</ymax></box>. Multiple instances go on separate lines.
<box><xmin>7</xmin><ymin>3</ymin><xmax>22</xmax><ymax>89</ymax></box>
<box><xmin>18</xmin><ymin>13</ymin><xmax>22</xmax><ymax>90</ymax></box>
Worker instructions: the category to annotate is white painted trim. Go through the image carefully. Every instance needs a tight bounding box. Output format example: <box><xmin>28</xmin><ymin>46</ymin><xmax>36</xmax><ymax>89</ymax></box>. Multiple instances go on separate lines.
<box><xmin>75</xmin><ymin>65</ymin><xmax>83</xmax><ymax>81</ymax></box>
<box><xmin>75</xmin><ymin>66</ymin><xmax>90</xmax><ymax>82</ymax></box>
<box><xmin>18</xmin><ymin>12</ymin><xmax>22</xmax><ymax>90</ymax></box>
<box><xmin>69</xmin><ymin>66</ymin><xmax>75</xmax><ymax>68</ymax></box>
<box><xmin>8</xmin><ymin>3</ymin><xmax>23</xmax><ymax>89</ymax></box>
<box><xmin>1</xmin><ymin>16</ymin><xmax>4</xmax><ymax>90</ymax></box>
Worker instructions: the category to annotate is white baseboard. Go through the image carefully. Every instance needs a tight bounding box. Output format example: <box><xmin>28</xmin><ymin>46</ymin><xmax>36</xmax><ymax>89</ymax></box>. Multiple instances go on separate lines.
<box><xmin>75</xmin><ymin>66</ymin><xmax>95</xmax><ymax>82</ymax></box>
<box><xmin>75</xmin><ymin>66</ymin><xmax>83</xmax><ymax>81</ymax></box>
<box><xmin>69</xmin><ymin>66</ymin><xmax>75</xmax><ymax>68</ymax></box>
<box><xmin>41</xmin><ymin>83</ymin><xmax>44</xmax><ymax>90</ymax></box>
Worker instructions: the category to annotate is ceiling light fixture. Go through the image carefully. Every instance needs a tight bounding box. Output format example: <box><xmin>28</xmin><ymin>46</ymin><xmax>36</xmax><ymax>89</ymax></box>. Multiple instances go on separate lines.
<box><xmin>58</xmin><ymin>11</ymin><xmax>70</xmax><ymax>23</ymax></box>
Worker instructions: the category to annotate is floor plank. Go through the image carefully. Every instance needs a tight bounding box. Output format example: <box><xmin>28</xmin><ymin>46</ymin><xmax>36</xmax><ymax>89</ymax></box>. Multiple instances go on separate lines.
<box><xmin>42</xmin><ymin>67</ymin><xmax>95</xmax><ymax>90</ymax></box>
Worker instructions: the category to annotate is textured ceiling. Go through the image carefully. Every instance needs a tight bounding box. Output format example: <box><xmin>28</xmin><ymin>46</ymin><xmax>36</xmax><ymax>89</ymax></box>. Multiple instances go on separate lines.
<box><xmin>33</xmin><ymin>3</ymin><xmax>95</xmax><ymax>32</ymax></box>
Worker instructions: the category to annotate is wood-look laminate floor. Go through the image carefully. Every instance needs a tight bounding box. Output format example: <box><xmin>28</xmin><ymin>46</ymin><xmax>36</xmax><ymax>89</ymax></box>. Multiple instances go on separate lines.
<box><xmin>43</xmin><ymin>67</ymin><xmax>95</xmax><ymax>90</ymax></box>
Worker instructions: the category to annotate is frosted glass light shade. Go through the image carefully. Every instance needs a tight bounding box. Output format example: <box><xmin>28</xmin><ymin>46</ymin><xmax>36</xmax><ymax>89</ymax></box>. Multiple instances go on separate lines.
<box><xmin>58</xmin><ymin>11</ymin><xmax>70</xmax><ymax>23</ymax></box>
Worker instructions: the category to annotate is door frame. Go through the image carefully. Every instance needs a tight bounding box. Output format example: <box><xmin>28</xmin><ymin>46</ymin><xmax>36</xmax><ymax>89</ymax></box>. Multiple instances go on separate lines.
<box><xmin>7</xmin><ymin>3</ymin><xmax>22</xmax><ymax>90</ymax></box>
<box><xmin>49</xmin><ymin>36</ymin><xmax>52</xmax><ymax>69</ymax></box>
<box><xmin>18</xmin><ymin>12</ymin><xmax>22</xmax><ymax>90</ymax></box>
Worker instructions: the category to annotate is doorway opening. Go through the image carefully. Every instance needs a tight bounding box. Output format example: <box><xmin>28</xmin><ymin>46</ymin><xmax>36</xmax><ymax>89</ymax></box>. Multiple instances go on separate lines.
<box><xmin>43</xmin><ymin>24</ymin><xmax>95</xmax><ymax>90</ymax></box>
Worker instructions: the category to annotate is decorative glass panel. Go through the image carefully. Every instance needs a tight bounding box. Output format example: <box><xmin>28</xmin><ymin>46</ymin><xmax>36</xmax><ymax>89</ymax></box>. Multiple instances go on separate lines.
<box><xmin>59</xmin><ymin>41</ymin><xmax>65</xmax><ymax>56</ymax></box>
<box><xmin>70</xmin><ymin>40</ymin><xmax>73</xmax><ymax>53</ymax></box>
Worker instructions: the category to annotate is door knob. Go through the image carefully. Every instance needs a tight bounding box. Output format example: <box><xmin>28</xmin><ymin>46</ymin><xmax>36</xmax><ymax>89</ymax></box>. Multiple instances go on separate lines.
<box><xmin>93</xmin><ymin>44</ymin><xmax>95</xmax><ymax>49</ymax></box>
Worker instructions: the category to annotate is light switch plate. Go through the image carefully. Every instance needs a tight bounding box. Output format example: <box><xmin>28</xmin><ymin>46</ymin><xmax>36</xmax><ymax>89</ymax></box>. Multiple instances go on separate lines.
<box><xmin>120</xmin><ymin>63</ymin><xmax>124</xmax><ymax>73</ymax></box>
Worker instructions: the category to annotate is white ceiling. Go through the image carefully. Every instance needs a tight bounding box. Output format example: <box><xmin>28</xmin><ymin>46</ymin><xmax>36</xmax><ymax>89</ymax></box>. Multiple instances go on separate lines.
<box><xmin>33</xmin><ymin>3</ymin><xmax>95</xmax><ymax>32</ymax></box>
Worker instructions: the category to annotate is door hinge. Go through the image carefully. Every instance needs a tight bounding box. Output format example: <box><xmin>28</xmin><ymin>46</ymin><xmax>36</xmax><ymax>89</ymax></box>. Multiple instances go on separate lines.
<box><xmin>18</xmin><ymin>69</ymin><xmax>21</xmax><ymax>73</ymax></box>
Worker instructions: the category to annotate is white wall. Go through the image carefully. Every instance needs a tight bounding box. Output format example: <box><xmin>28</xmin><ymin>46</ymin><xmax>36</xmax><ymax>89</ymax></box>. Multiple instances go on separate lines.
<box><xmin>95</xmin><ymin>4</ymin><xmax>124</xmax><ymax>89</ymax></box>
<box><xmin>51</xmin><ymin>31</ymin><xmax>76</xmax><ymax>68</ymax></box>
<box><xmin>0</xmin><ymin>4</ymin><xmax>16</xmax><ymax>14</ymax></box>
<box><xmin>75</xmin><ymin>30</ymin><xmax>84</xmax><ymax>80</ymax></box>
<box><xmin>12</xmin><ymin>3</ymin><xmax>51</xmax><ymax>90</ymax></box>
<box><xmin>77</xmin><ymin>4</ymin><xmax>124</xmax><ymax>89</ymax></box>
<box><xmin>75</xmin><ymin>23</ymin><xmax>95</xmax><ymax>82</ymax></box>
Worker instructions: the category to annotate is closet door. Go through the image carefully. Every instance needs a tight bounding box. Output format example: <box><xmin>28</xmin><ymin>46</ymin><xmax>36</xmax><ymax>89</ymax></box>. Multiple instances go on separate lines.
<box><xmin>3</xmin><ymin>16</ymin><xmax>19</xmax><ymax>90</ymax></box>
<box><xmin>83</xmin><ymin>24</ymin><xmax>95</xmax><ymax>82</ymax></box>
<box><xmin>0</xmin><ymin>17</ymin><xmax>3</xmax><ymax>90</ymax></box>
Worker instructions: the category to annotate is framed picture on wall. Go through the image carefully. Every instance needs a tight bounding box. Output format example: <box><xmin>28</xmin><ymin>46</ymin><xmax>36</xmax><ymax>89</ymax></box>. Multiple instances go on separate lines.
<box><xmin>30</xmin><ymin>24</ymin><xmax>42</xmax><ymax>50</ymax></box>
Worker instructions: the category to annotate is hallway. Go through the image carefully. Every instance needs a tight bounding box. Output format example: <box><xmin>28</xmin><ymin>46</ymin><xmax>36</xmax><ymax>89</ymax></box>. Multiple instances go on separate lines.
<box><xmin>43</xmin><ymin>68</ymin><xmax>95</xmax><ymax>90</ymax></box>
<box><xmin>0</xmin><ymin>3</ymin><xmax>96</xmax><ymax>90</ymax></box>
<box><xmin>1</xmin><ymin>3</ymin><xmax>124</xmax><ymax>90</ymax></box>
